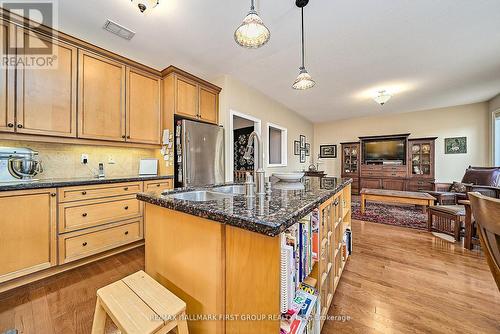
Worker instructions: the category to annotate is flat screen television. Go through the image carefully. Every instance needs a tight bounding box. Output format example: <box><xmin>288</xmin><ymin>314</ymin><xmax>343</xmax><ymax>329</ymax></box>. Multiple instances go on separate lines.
<box><xmin>363</xmin><ymin>139</ymin><xmax>406</xmax><ymax>163</ymax></box>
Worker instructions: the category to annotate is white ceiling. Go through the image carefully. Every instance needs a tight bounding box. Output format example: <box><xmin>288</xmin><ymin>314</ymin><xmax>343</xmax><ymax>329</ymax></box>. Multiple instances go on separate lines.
<box><xmin>56</xmin><ymin>0</ymin><xmax>500</xmax><ymax>122</ymax></box>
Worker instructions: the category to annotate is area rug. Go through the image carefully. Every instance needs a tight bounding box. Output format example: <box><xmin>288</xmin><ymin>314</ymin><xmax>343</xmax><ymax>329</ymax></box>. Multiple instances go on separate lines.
<box><xmin>351</xmin><ymin>197</ymin><xmax>427</xmax><ymax>230</ymax></box>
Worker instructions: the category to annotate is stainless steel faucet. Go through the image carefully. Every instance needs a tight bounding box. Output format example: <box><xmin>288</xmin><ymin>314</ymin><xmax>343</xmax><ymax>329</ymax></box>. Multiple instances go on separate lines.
<box><xmin>243</xmin><ymin>131</ymin><xmax>265</xmax><ymax>195</ymax></box>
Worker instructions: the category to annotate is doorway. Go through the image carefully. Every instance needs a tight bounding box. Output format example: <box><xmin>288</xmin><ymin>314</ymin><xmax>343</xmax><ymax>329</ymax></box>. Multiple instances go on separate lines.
<box><xmin>229</xmin><ymin>110</ymin><xmax>261</xmax><ymax>182</ymax></box>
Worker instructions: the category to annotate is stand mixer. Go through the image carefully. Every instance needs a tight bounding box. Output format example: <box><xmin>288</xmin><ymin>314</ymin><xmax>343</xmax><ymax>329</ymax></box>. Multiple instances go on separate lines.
<box><xmin>0</xmin><ymin>147</ymin><xmax>44</xmax><ymax>182</ymax></box>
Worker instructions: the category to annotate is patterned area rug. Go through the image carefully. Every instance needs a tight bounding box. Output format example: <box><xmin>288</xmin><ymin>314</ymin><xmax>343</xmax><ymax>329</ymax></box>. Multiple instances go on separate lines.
<box><xmin>351</xmin><ymin>196</ymin><xmax>427</xmax><ymax>230</ymax></box>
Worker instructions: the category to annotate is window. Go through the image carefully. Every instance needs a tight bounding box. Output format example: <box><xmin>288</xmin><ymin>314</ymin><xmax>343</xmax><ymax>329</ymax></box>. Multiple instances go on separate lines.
<box><xmin>494</xmin><ymin>111</ymin><xmax>500</xmax><ymax>165</ymax></box>
<box><xmin>267</xmin><ymin>123</ymin><xmax>287</xmax><ymax>167</ymax></box>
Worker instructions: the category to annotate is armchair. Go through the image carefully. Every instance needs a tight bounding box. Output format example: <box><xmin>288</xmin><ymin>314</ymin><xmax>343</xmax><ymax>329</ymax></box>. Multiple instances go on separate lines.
<box><xmin>425</xmin><ymin>166</ymin><xmax>500</xmax><ymax>204</ymax></box>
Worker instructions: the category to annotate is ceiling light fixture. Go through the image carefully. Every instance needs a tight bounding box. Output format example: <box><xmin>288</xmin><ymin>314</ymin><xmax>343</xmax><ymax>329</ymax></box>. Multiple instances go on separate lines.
<box><xmin>131</xmin><ymin>0</ymin><xmax>159</xmax><ymax>14</ymax></box>
<box><xmin>292</xmin><ymin>0</ymin><xmax>315</xmax><ymax>90</ymax></box>
<box><xmin>373</xmin><ymin>90</ymin><xmax>392</xmax><ymax>105</ymax></box>
<box><xmin>234</xmin><ymin>0</ymin><xmax>271</xmax><ymax>49</ymax></box>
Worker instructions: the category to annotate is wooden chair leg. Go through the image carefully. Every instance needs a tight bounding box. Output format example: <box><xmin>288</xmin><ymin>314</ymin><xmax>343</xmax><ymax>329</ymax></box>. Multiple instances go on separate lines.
<box><xmin>91</xmin><ymin>297</ymin><xmax>107</xmax><ymax>334</ymax></box>
<box><xmin>427</xmin><ymin>211</ymin><xmax>433</xmax><ymax>232</ymax></box>
<box><xmin>176</xmin><ymin>312</ymin><xmax>189</xmax><ymax>334</ymax></box>
<box><xmin>454</xmin><ymin>216</ymin><xmax>461</xmax><ymax>241</ymax></box>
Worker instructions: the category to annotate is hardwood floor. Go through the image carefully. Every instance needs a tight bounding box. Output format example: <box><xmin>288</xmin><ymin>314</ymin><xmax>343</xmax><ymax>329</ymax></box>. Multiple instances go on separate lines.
<box><xmin>323</xmin><ymin>220</ymin><xmax>500</xmax><ymax>334</ymax></box>
<box><xmin>0</xmin><ymin>221</ymin><xmax>498</xmax><ymax>334</ymax></box>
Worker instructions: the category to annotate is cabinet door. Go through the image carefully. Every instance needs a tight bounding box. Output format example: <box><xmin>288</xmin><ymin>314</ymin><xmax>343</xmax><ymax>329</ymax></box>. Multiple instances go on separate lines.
<box><xmin>382</xmin><ymin>179</ymin><xmax>405</xmax><ymax>191</ymax></box>
<box><xmin>78</xmin><ymin>50</ymin><xmax>125</xmax><ymax>141</ymax></box>
<box><xmin>199</xmin><ymin>86</ymin><xmax>218</xmax><ymax>124</ymax></box>
<box><xmin>0</xmin><ymin>188</ymin><xmax>57</xmax><ymax>283</ymax></box>
<box><xmin>126</xmin><ymin>68</ymin><xmax>161</xmax><ymax>144</ymax></box>
<box><xmin>360</xmin><ymin>178</ymin><xmax>382</xmax><ymax>189</ymax></box>
<box><xmin>16</xmin><ymin>29</ymin><xmax>77</xmax><ymax>137</ymax></box>
<box><xmin>0</xmin><ymin>21</ymin><xmax>15</xmax><ymax>132</ymax></box>
<box><xmin>175</xmin><ymin>76</ymin><xmax>198</xmax><ymax>118</ymax></box>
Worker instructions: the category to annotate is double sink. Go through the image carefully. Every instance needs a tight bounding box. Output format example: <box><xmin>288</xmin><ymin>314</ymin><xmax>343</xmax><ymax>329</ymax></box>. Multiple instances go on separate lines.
<box><xmin>164</xmin><ymin>185</ymin><xmax>245</xmax><ymax>202</ymax></box>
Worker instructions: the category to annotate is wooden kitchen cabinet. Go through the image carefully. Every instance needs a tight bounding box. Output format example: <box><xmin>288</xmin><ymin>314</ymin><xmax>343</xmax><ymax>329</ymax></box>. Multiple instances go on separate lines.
<box><xmin>144</xmin><ymin>179</ymin><xmax>173</xmax><ymax>195</ymax></box>
<box><xmin>78</xmin><ymin>50</ymin><xmax>126</xmax><ymax>142</ymax></box>
<box><xmin>16</xmin><ymin>28</ymin><xmax>77</xmax><ymax>137</ymax></box>
<box><xmin>176</xmin><ymin>76</ymin><xmax>199</xmax><ymax>119</ymax></box>
<box><xmin>0</xmin><ymin>188</ymin><xmax>57</xmax><ymax>283</ymax></box>
<box><xmin>163</xmin><ymin>67</ymin><xmax>221</xmax><ymax>125</ymax></box>
<box><xmin>199</xmin><ymin>86</ymin><xmax>218</xmax><ymax>124</ymax></box>
<box><xmin>0</xmin><ymin>21</ymin><xmax>15</xmax><ymax>133</ymax></box>
<box><xmin>126</xmin><ymin>67</ymin><xmax>161</xmax><ymax>144</ymax></box>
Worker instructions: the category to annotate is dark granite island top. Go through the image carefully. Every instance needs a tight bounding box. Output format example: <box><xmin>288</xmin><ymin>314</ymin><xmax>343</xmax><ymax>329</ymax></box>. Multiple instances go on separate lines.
<box><xmin>0</xmin><ymin>174</ymin><xmax>173</xmax><ymax>192</ymax></box>
<box><xmin>137</xmin><ymin>176</ymin><xmax>352</xmax><ymax>237</ymax></box>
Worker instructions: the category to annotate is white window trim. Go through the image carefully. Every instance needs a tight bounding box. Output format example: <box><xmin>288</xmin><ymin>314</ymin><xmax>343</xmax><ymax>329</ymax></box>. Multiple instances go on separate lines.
<box><xmin>229</xmin><ymin>110</ymin><xmax>262</xmax><ymax>181</ymax></box>
<box><xmin>492</xmin><ymin>109</ymin><xmax>500</xmax><ymax>166</ymax></box>
<box><xmin>266</xmin><ymin>122</ymin><xmax>288</xmax><ymax>168</ymax></box>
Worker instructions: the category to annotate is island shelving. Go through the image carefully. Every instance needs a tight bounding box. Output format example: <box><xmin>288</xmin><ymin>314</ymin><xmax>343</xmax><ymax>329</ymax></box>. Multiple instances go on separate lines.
<box><xmin>138</xmin><ymin>177</ymin><xmax>352</xmax><ymax>334</ymax></box>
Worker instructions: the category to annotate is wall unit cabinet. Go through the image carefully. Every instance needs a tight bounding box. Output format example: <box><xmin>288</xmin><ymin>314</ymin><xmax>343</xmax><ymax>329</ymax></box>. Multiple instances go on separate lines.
<box><xmin>0</xmin><ymin>188</ymin><xmax>57</xmax><ymax>283</ymax></box>
<box><xmin>163</xmin><ymin>67</ymin><xmax>221</xmax><ymax>125</ymax></box>
<box><xmin>0</xmin><ymin>21</ymin><xmax>15</xmax><ymax>132</ymax></box>
<box><xmin>16</xmin><ymin>28</ymin><xmax>78</xmax><ymax>137</ymax></box>
<box><xmin>126</xmin><ymin>68</ymin><xmax>161</xmax><ymax>144</ymax></box>
<box><xmin>407</xmin><ymin>137</ymin><xmax>437</xmax><ymax>191</ymax></box>
<box><xmin>78</xmin><ymin>50</ymin><xmax>126</xmax><ymax>142</ymax></box>
<box><xmin>340</xmin><ymin>142</ymin><xmax>360</xmax><ymax>194</ymax></box>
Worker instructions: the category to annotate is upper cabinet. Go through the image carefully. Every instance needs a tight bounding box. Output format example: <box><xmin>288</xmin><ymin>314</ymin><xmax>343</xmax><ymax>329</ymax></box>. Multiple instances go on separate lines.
<box><xmin>78</xmin><ymin>50</ymin><xmax>126</xmax><ymax>142</ymax></box>
<box><xmin>164</xmin><ymin>67</ymin><xmax>221</xmax><ymax>125</ymax></box>
<box><xmin>126</xmin><ymin>68</ymin><xmax>161</xmax><ymax>144</ymax></box>
<box><xmin>0</xmin><ymin>21</ymin><xmax>15</xmax><ymax>132</ymax></box>
<box><xmin>16</xmin><ymin>28</ymin><xmax>77</xmax><ymax>137</ymax></box>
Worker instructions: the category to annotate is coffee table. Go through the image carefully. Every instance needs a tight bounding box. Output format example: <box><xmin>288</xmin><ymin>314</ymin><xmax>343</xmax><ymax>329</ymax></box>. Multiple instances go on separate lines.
<box><xmin>360</xmin><ymin>188</ymin><xmax>436</xmax><ymax>214</ymax></box>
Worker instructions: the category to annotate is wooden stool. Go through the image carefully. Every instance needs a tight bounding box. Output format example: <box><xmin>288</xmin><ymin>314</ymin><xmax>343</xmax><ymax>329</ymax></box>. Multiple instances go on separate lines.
<box><xmin>91</xmin><ymin>270</ymin><xmax>189</xmax><ymax>334</ymax></box>
<box><xmin>427</xmin><ymin>205</ymin><xmax>465</xmax><ymax>241</ymax></box>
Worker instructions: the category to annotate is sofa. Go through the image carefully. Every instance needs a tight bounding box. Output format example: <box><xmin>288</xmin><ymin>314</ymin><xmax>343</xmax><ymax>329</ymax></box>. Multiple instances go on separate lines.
<box><xmin>425</xmin><ymin>166</ymin><xmax>500</xmax><ymax>204</ymax></box>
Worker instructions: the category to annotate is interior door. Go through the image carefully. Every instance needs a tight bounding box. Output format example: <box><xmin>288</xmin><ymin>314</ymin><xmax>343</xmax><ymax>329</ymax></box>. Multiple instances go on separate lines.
<box><xmin>78</xmin><ymin>50</ymin><xmax>125</xmax><ymax>141</ymax></box>
<box><xmin>16</xmin><ymin>29</ymin><xmax>77</xmax><ymax>137</ymax></box>
<box><xmin>183</xmin><ymin>120</ymin><xmax>224</xmax><ymax>186</ymax></box>
<box><xmin>126</xmin><ymin>67</ymin><xmax>161</xmax><ymax>144</ymax></box>
<box><xmin>0</xmin><ymin>21</ymin><xmax>15</xmax><ymax>132</ymax></box>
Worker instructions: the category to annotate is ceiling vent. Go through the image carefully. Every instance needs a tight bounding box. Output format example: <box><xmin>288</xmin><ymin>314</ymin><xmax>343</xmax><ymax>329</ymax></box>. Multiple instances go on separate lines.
<box><xmin>103</xmin><ymin>19</ymin><xmax>135</xmax><ymax>40</ymax></box>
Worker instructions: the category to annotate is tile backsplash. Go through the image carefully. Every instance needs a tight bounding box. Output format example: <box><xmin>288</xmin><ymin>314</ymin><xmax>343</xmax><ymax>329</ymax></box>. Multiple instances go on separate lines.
<box><xmin>0</xmin><ymin>140</ymin><xmax>171</xmax><ymax>179</ymax></box>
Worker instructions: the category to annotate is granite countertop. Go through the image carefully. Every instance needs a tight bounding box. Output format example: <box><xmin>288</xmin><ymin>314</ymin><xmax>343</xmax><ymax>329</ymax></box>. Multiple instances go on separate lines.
<box><xmin>137</xmin><ymin>176</ymin><xmax>352</xmax><ymax>237</ymax></box>
<box><xmin>0</xmin><ymin>174</ymin><xmax>174</xmax><ymax>191</ymax></box>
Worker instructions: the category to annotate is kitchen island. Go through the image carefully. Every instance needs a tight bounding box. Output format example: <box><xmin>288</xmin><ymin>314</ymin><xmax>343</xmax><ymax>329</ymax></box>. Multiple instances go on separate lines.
<box><xmin>137</xmin><ymin>177</ymin><xmax>352</xmax><ymax>334</ymax></box>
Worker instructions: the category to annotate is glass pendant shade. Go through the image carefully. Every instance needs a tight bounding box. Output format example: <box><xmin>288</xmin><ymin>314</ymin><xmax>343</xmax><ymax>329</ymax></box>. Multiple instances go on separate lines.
<box><xmin>373</xmin><ymin>90</ymin><xmax>392</xmax><ymax>105</ymax></box>
<box><xmin>131</xmin><ymin>0</ymin><xmax>159</xmax><ymax>13</ymax></box>
<box><xmin>234</xmin><ymin>9</ymin><xmax>270</xmax><ymax>48</ymax></box>
<box><xmin>292</xmin><ymin>67</ymin><xmax>315</xmax><ymax>90</ymax></box>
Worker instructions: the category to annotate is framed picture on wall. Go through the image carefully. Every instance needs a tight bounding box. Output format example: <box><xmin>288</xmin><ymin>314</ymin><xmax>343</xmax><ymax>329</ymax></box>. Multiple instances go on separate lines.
<box><xmin>300</xmin><ymin>135</ymin><xmax>306</xmax><ymax>148</ymax></box>
<box><xmin>300</xmin><ymin>149</ymin><xmax>306</xmax><ymax>163</ymax></box>
<box><xmin>305</xmin><ymin>143</ymin><xmax>310</xmax><ymax>156</ymax></box>
<box><xmin>444</xmin><ymin>137</ymin><xmax>467</xmax><ymax>154</ymax></box>
<box><xmin>294</xmin><ymin>141</ymin><xmax>300</xmax><ymax>155</ymax></box>
<box><xmin>319</xmin><ymin>145</ymin><xmax>337</xmax><ymax>158</ymax></box>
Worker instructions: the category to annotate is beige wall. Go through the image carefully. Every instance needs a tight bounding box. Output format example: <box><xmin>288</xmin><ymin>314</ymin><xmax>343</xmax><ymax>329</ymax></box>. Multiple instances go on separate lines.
<box><xmin>489</xmin><ymin>93</ymin><xmax>500</xmax><ymax>112</ymax></box>
<box><xmin>214</xmin><ymin>75</ymin><xmax>313</xmax><ymax>181</ymax></box>
<box><xmin>313</xmin><ymin>102</ymin><xmax>491</xmax><ymax>182</ymax></box>
<box><xmin>0</xmin><ymin>140</ymin><xmax>164</xmax><ymax>179</ymax></box>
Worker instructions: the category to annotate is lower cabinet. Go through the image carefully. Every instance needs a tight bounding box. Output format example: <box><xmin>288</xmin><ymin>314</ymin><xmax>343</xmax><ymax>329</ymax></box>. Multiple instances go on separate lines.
<box><xmin>144</xmin><ymin>179</ymin><xmax>173</xmax><ymax>195</ymax></box>
<box><xmin>382</xmin><ymin>179</ymin><xmax>406</xmax><ymax>191</ymax></box>
<box><xmin>360</xmin><ymin>178</ymin><xmax>382</xmax><ymax>189</ymax></box>
<box><xmin>58</xmin><ymin>218</ymin><xmax>143</xmax><ymax>264</ymax></box>
<box><xmin>0</xmin><ymin>188</ymin><xmax>57</xmax><ymax>283</ymax></box>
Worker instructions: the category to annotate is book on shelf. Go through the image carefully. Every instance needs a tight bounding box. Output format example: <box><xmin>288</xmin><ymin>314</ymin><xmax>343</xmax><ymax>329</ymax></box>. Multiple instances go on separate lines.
<box><xmin>280</xmin><ymin>283</ymin><xmax>319</xmax><ymax>334</ymax></box>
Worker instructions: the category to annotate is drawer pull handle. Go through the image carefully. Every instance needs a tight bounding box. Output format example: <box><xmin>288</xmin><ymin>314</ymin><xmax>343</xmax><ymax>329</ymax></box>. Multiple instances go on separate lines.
<box><xmin>124</xmin><ymin>231</ymin><xmax>129</xmax><ymax>235</ymax></box>
<box><xmin>50</xmin><ymin>192</ymin><xmax>56</xmax><ymax>197</ymax></box>
<box><xmin>82</xmin><ymin>242</ymin><xmax>87</xmax><ymax>246</ymax></box>
<box><xmin>82</xmin><ymin>191</ymin><xmax>87</xmax><ymax>195</ymax></box>
<box><xmin>124</xmin><ymin>206</ymin><xmax>129</xmax><ymax>210</ymax></box>
<box><xmin>124</xmin><ymin>187</ymin><xmax>129</xmax><ymax>191</ymax></box>
<box><xmin>156</xmin><ymin>184</ymin><xmax>161</xmax><ymax>187</ymax></box>
<box><xmin>82</xmin><ymin>213</ymin><xmax>87</xmax><ymax>217</ymax></box>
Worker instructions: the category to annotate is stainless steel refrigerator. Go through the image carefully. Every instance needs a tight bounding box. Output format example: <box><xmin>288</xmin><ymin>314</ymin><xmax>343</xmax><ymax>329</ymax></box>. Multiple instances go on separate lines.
<box><xmin>175</xmin><ymin>119</ymin><xmax>224</xmax><ymax>187</ymax></box>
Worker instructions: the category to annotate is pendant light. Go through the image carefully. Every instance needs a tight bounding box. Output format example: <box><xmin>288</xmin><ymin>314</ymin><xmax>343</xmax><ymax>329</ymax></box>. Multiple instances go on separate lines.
<box><xmin>292</xmin><ymin>0</ymin><xmax>315</xmax><ymax>90</ymax></box>
<box><xmin>234</xmin><ymin>0</ymin><xmax>271</xmax><ymax>49</ymax></box>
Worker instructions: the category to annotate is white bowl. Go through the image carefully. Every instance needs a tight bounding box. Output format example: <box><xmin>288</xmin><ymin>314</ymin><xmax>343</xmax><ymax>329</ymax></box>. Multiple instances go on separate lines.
<box><xmin>272</xmin><ymin>172</ymin><xmax>305</xmax><ymax>182</ymax></box>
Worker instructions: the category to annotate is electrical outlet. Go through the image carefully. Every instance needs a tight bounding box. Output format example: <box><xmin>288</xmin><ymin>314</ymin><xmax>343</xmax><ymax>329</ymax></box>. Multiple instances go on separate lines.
<box><xmin>81</xmin><ymin>154</ymin><xmax>89</xmax><ymax>164</ymax></box>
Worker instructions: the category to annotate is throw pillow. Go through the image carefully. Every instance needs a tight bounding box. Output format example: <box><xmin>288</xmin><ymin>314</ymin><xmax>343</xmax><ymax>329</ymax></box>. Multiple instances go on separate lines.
<box><xmin>450</xmin><ymin>181</ymin><xmax>467</xmax><ymax>193</ymax></box>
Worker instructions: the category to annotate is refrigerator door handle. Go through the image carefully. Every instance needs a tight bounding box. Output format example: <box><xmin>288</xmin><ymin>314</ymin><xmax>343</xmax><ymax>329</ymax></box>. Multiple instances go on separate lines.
<box><xmin>185</xmin><ymin>131</ymin><xmax>191</xmax><ymax>185</ymax></box>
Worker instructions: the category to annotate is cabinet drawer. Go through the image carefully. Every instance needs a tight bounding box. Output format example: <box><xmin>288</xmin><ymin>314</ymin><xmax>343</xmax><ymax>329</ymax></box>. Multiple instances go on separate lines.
<box><xmin>382</xmin><ymin>171</ymin><xmax>407</xmax><ymax>178</ymax></box>
<box><xmin>144</xmin><ymin>179</ymin><xmax>173</xmax><ymax>195</ymax></box>
<box><xmin>59</xmin><ymin>195</ymin><xmax>142</xmax><ymax>233</ymax></box>
<box><xmin>59</xmin><ymin>219</ymin><xmax>143</xmax><ymax>264</ymax></box>
<box><xmin>407</xmin><ymin>180</ymin><xmax>434</xmax><ymax>192</ymax></box>
<box><xmin>58</xmin><ymin>182</ymin><xmax>143</xmax><ymax>202</ymax></box>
